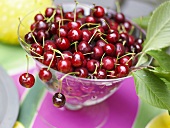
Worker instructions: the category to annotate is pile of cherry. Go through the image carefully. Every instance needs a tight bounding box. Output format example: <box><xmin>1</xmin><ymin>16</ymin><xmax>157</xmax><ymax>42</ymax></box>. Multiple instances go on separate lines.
<box><xmin>19</xmin><ymin>3</ymin><xmax>144</xmax><ymax>108</ymax></box>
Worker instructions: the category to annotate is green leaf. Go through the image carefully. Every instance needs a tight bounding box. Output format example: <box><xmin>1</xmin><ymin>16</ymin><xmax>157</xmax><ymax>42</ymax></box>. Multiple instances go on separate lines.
<box><xmin>149</xmin><ymin>67</ymin><xmax>170</xmax><ymax>82</ymax></box>
<box><xmin>142</xmin><ymin>1</ymin><xmax>170</xmax><ymax>52</ymax></box>
<box><xmin>132</xmin><ymin>69</ymin><xmax>170</xmax><ymax>111</ymax></box>
<box><xmin>147</xmin><ymin>50</ymin><xmax>170</xmax><ymax>71</ymax></box>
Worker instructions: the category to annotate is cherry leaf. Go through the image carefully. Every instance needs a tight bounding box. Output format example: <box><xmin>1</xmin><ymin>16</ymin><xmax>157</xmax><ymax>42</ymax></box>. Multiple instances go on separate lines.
<box><xmin>142</xmin><ymin>1</ymin><xmax>170</xmax><ymax>52</ymax></box>
<box><xmin>147</xmin><ymin>50</ymin><xmax>170</xmax><ymax>72</ymax></box>
<box><xmin>132</xmin><ymin>69</ymin><xmax>170</xmax><ymax>111</ymax></box>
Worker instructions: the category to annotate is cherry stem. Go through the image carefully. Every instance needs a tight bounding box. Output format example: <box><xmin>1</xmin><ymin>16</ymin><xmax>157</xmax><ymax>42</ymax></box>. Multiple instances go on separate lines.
<box><xmin>102</xmin><ymin>19</ymin><xmax>111</xmax><ymax>31</ymax></box>
<box><xmin>58</xmin><ymin>21</ymin><xmax>61</xmax><ymax>38</ymax></box>
<box><xmin>58</xmin><ymin>5</ymin><xmax>64</xmax><ymax>26</ymax></box>
<box><xmin>74</xmin><ymin>0</ymin><xmax>79</xmax><ymax>22</ymax></box>
<box><xmin>100</xmin><ymin>36</ymin><xmax>108</xmax><ymax>44</ymax></box>
<box><xmin>92</xmin><ymin>63</ymin><xmax>98</xmax><ymax>75</ymax></box>
<box><xmin>26</xmin><ymin>55</ymin><xmax>29</xmax><ymax>77</ymax></box>
<box><xmin>42</xmin><ymin>36</ymin><xmax>45</xmax><ymax>48</ymax></box>
<box><xmin>79</xmin><ymin>23</ymin><xmax>100</xmax><ymax>29</ymax></box>
<box><xmin>48</xmin><ymin>51</ymin><xmax>55</xmax><ymax>71</ymax></box>
<box><xmin>115</xmin><ymin>0</ymin><xmax>121</xmax><ymax>13</ymax></box>
<box><xmin>129</xmin><ymin>25</ymin><xmax>134</xmax><ymax>35</ymax></box>
<box><xmin>58</xmin><ymin>72</ymin><xmax>79</xmax><ymax>93</ymax></box>
<box><xmin>83</xmin><ymin>52</ymin><xmax>94</xmax><ymax>56</ymax></box>
<box><xmin>100</xmin><ymin>53</ymin><xmax>106</xmax><ymax>68</ymax></box>
<box><xmin>31</xmin><ymin>32</ymin><xmax>38</xmax><ymax>44</ymax></box>
<box><xmin>121</xmin><ymin>24</ymin><xmax>126</xmax><ymax>32</ymax></box>
<box><xmin>122</xmin><ymin>40</ymin><xmax>126</xmax><ymax>46</ymax></box>
<box><xmin>118</xmin><ymin>52</ymin><xmax>135</xmax><ymax>59</ymax></box>
<box><xmin>88</xmin><ymin>28</ymin><xmax>98</xmax><ymax>44</ymax></box>
<box><xmin>52</xmin><ymin>48</ymin><xmax>64</xmax><ymax>59</ymax></box>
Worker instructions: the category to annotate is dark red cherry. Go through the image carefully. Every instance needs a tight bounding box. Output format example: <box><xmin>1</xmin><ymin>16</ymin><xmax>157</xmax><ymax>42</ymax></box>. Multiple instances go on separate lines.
<box><xmin>102</xmin><ymin>56</ymin><xmax>114</xmax><ymax>70</ymax></box>
<box><xmin>115</xmin><ymin>43</ymin><xmax>125</xmax><ymax>57</ymax></box>
<box><xmin>119</xmin><ymin>32</ymin><xmax>129</xmax><ymax>44</ymax></box>
<box><xmin>30</xmin><ymin>43</ymin><xmax>43</xmax><ymax>56</ymax></box>
<box><xmin>39</xmin><ymin>68</ymin><xmax>52</xmax><ymax>82</ymax></box>
<box><xmin>67</xmin><ymin>21</ymin><xmax>81</xmax><ymax>30</ymax></box>
<box><xmin>119</xmin><ymin>56</ymin><xmax>132</xmax><ymax>67</ymax></box>
<box><xmin>44</xmin><ymin>40</ymin><xmax>57</xmax><ymax>52</ymax></box>
<box><xmin>81</xmin><ymin>29</ymin><xmax>92</xmax><ymax>42</ymax></box>
<box><xmin>34</xmin><ymin>13</ymin><xmax>44</xmax><ymax>21</ymax></box>
<box><xmin>57</xmin><ymin>59</ymin><xmax>72</xmax><ymax>73</ymax></box>
<box><xmin>54</xmin><ymin>15</ymin><xmax>62</xmax><ymax>22</ymax></box>
<box><xmin>71</xmin><ymin>52</ymin><xmax>85</xmax><ymax>67</ymax></box>
<box><xmin>37</xmin><ymin>30</ymin><xmax>50</xmax><ymax>42</ymax></box>
<box><xmin>114</xmin><ymin>12</ymin><xmax>125</xmax><ymax>23</ymax></box>
<box><xmin>135</xmin><ymin>38</ymin><xmax>144</xmax><ymax>44</ymax></box>
<box><xmin>36</xmin><ymin>21</ymin><xmax>48</xmax><ymax>31</ymax></box>
<box><xmin>103</xmin><ymin>43</ymin><xmax>115</xmax><ymax>56</ymax></box>
<box><xmin>93</xmin><ymin>6</ymin><xmax>105</xmax><ymax>18</ymax></box>
<box><xmin>45</xmin><ymin>7</ymin><xmax>55</xmax><ymax>18</ymax></box>
<box><xmin>76</xmin><ymin>17</ymin><xmax>85</xmax><ymax>25</ymax></box>
<box><xmin>97</xmin><ymin>17</ymin><xmax>109</xmax><ymax>31</ymax></box>
<box><xmin>85</xmin><ymin>16</ymin><xmax>96</xmax><ymax>23</ymax></box>
<box><xmin>123</xmin><ymin>20</ymin><xmax>132</xmax><ymax>32</ymax></box>
<box><xmin>91</xmin><ymin>46</ymin><xmax>104</xmax><ymax>60</ymax></box>
<box><xmin>76</xmin><ymin>7</ymin><xmax>84</xmax><ymax>16</ymax></box>
<box><xmin>19</xmin><ymin>73</ymin><xmax>35</xmax><ymax>88</ymax></box>
<box><xmin>96</xmin><ymin>39</ymin><xmax>106</xmax><ymax>48</ymax></box>
<box><xmin>55</xmin><ymin>37</ymin><xmax>70</xmax><ymax>51</ymax></box>
<box><xmin>77</xmin><ymin>41</ymin><xmax>92</xmax><ymax>54</ymax></box>
<box><xmin>91</xmin><ymin>26</ymin><xmax>104</xmax><ymax>40</ymax></box>
<box><xmin>67</xmin><ymin>28</ymin><xmax>82</xmax><ymax>42</ymax></box>
<box><xmin>56</xmin><ymin>25</ymin><xmax>68</xmax><ymax>37</ymax></box>
<box><xmin>86</xmin><ymin>59</ymin><xmax>100</xmax><ymax>73</ymax></box>
<box><xmin>62</xmin><ymin>51</ymin><xmax>73</xmax><ymax>61</ymax></box>
<box><xmin>115</xmin><ymin>64</ymin><xmax>129</xmax><ymax>78</ymax></box>
<box><xmin>106</xmin><ymin>31</ymin><xmax>119</xmax><ymax>44</ymax></box>
<box><xmin>64</xmin><ymin>12</ymin><xmax>75</xmax><ymax>21</ymax></box>
<box><xmin>43</xmin><ymin>51</ymin><xmax>57</xmax><ymax>68</ymax></box>
<box><xmin>128</xmin><ymin>35</ymin><xmax>135</xmax><ymax>46</ymax></box>
<box><xmin>75</xmin><ymin>67</ymin><xmax>88</xmax><ymax>78</ymax></box>
<box><xmin>94</xmin><ymin>69</ymin><xmax>107</xmax><ymax>79</ymax></box>
<box><xmin>53</xmin><ymin>93</ymin><xmax>66</xmax><ymax>108</ymax></box>
<box><xmin>49</xmin><ymin>22</ymin><xmax>58</xmax><ymax>35</ymax></box>
<box><xmin>24</xmin><ymin>32</ymin><xmax>37</xmax><ymax>44</ymax></box>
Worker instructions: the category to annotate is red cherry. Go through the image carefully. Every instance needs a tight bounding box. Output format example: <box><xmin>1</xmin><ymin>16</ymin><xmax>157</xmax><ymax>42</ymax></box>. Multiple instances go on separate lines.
<box><xmin>85</xmin><ymin>16</ymin><xmax>96</xmax><ymax>23</ymax></box>
<box><xmin>71</xmin><ymin>52</ymin><xmax>85</xmax><ymax>67</ymax></box>
<box><xmin>55</xmin><ymin>37</ymin><xmax>70</xmax><ymax>51</ymax></box>
<box><xmin>94</xmin><ymin>69</ymin><xmax>107</xmax><ymax>79</ymax></box>
<box><xmin>75</xmin><ymin>67</ymin><xmax>88</xmax><ymax>78</ymax></box>
<box><xmin>103</xmin><ymin>43</ymin><xmax>115</xmax><ymax>56</ymax></box>
<box><xmin>45</xmin><ymin>7</ymin><xmax>55</xmax><ymax>18</ymax></box>
<box><xmin>81</xmin><ymin>29</ymin><xmax>92</xmax><ymax>42</ymax></box>
<box><xmin>119</xmin><ymin>56</ymin><xmax>132</xmax><ymax>67</ymax></box>
<box><xmin>114</xmin><ymin>12</ymin><xmax>125</xmax><ymax>23</ymax></box>
<box><xmin>93</xmin><ymin>6</ymin><xmax>105</xmax><ymax>18</ymax></box>
<box><xmin>53</xmin><ymin>93</ymin><xmax>66</xmax><ymax>108</ymax></box>
<box><xmin>67</xmin><ymin>28</ymin><xmax>82</xmax><ymax>42</ymax></box>
<box><xmin>19</xmin><ymin>73</ymin><xmax>35</xmax><ymax>88</ymax></box>
<box><xmin>86</xmin><ymin>59</ymin><xmax>100</xmax><ymax>73</ymax></box>
<box><xmin>30</xmin><ymin>43</ymin><xmax>43</xmax><ymax>56</ymax></box>
<box><xmin>115</xmin><ymin>64</ymin><xmax>129</xmax><ymax>78</ymax></box>
<box><xmin>106</xmin><ymin>31</ymin><xmax>119</xmax><ymax>44</ymax></box>
<box><xmin>43</xmin><ymin>51</ymin><xmax>57</xmax><ymax>68</ymax></box>
<box><xmin>57</xmin><ymin>59</ymin><xmax>72</xmax><ymax>73</ymax></box>
<box><xmin>115</xmin><ymin>43</ymin><xmax>125</xmax><ymax>57</ymax></box>
<box><xmin>102</xmin><ymin>56</ymin><xmax>114</xmax><ymax>70</ymax></box>
<box><xmin>67</xmin><ymin>21</ymin><xmax>81</xmax><ymax>30</ymax></box>
<box><xmin>77</xmin><ymin>41</ymin><xmax>92</xmax><ymax>54</ymax></box>
<box><xmin>39</xmin><ymin>68</ymin><xmax>52</xmax><ymax>82</ymax></box>
<box><xmin>44</xmin><ymin>40</ymin><xmax>57</xmax><ymax>52</ymax></box>
<box><xmin>34</xmin><ymin>13</ymin><xmax>44</xmax><ymax>22</ymax></box>
<box><xmin>91</xmin><ymin>46</ymin><xmax>104</xmax><ymax>60</ymax></box>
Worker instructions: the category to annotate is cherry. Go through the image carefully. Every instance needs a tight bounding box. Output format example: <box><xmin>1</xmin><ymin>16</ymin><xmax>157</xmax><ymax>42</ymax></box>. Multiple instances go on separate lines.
<box><xmin>103</xmin><ymin>43</ymin><xmax>115</xmax><ymax>56</ymax></box>
<box><xmin>94</xmin><ymin>69</ymin><xmax>107</xmax><ymax>79</ymax></box>
<box><xmin>19</xmin><ymin>73</ymin><xmax>35</xmax><ymax>88</ymax></box>
<box><xmin>34</xmin><ymin>13</ymin><xmax>44</xmax><ymax>21</ymax></box>
<box><xmin>24</xmin><ymin>32</ymin><xmax>37</xmax><ymax>44</ymax></box>
<box><xmin>119</xmin><ymin>56</ymin><xmax>132</xmax><ymax>67</ymax></box>
<box><xmin>119</xmin><ymin>32</ymin><xmax>129</xmax><ymax>44</ymax></box>
<box><xmin>123</xmin><ymin>20</ymin><xmax>132</xmax><ymax>32</ymax></box>
<box><xmin>75</xmin><ymin>67</ymin><xmax>88</xmax><ymax>78</ymax></box>
<box><xmin>77</xmin><ymin>41</ymin><xmax>92</xmax><ymax>54</ymax></box>
<box><xmin>93</xmin><ymin>6</ymin><xmax>105</xmax><ymax>18</ymax></box>
<box><xmin>102</xmin><ymin>56</ymin><xmax>114</xmax><ymax>70</ymax></box>
<box><xmin>30</xmin><ymin>43</ymin><xmax>43</xmax><ymax>56</ymax></box>
<box><xmin>114</xmin><ymin>12</ymin><xmax>125</xmax><ymax>23</ymax></box>
<box><xmin>67</xmin><ymin>28</ymin><xmax>82</xmax><ymax>42</ymax></box>
<box><xmin>53</xmin><ymin>93</ymin><xmax>66</xmax><ymax>108</ymax></box>
<box><xmin>49</xmin><ymin>22</ymin><xmax>58</xmax><ymax>35</ymax></box>
<box><xmin>85</xmin><ymin>16</ymin><xmax>96</xmax><ymax>23</ymax></box>
<box><xmin>57</xmin><ymin>59</ymin><xmax>72</xmax><ymax>73</ymax></box>
<box><xmin>64</xmin><ymin>12</ymin><xmax>75</xmax><ymax>21</ymax></box>
<box><xmin>30</xmin><ymin>22</ymin><xmax>37</xmax><ymax>31</ymax></box>
<box><xmin>97</xmin><ymin>17</ymin><xmax>109</xmax><ymax>31</ymax></box>
<box><xmin>55</xmin><ymin>37</ymin><xmax>70</xmax><ymax>51</ymax></box>
<box><xmin>106</xmin><ymin>31</ymin><xmax>119</xmax><ymax>44</ymax></box>
<box><xmin>115</xmin><ymin>43</ymin><xmax>125</xmax><ymax>56</ymax></box>
<box><xmin>76</xmin><ymin>17</ymin><xmax>85</xmax><ymax>25</ymax></box>
<box><xmin>37</xmin><ymin>30</ymin><xmax>50</xmax><ymax>42</ymax></box>
<box><xmin>96</xmin><ymin>39</ymin><xmax>106</xmax><ymax>48</ymax></box>
<box><xmin>54</xmin><ymin>15</ymin><xmax>62</xmax><ymax>22</ymax></box>
<box><xmin>135</xmin><ymin>38</ymin><xmax>144</xmax><ymax>44</ymax></box>
<box><xmin>81</xmin><ymin>29</ymin><xmax>92</xmax><ymax>42</ymax></box>
<box><xmin>45</xmin><ymin>7</ymin><xmax>55</xmax><ymax>18</ymax></box>
<box><xmin>86</xmin><ymin>59</ymin><xmax>100</xmax><ymax>73</ymax></box>
<box><xmin>39</xmin><ymin>68</ymin><xmax>52</xmax><ymax>82</ymax></box>
<box><xmin>91</xmin><ymin>26</ymin><xmax>104</xmax><ymax>40</ymax></box>
<box><xmin>71</xmin><ymin>51</ymin><xmax>85</xmax><ymax>67</ymax></box>
<box><xmin>76</xmin><ymin>7</ymin><xmax>84</xmax><ymax>16</ymax></box>
<box><xmin>44</xmin><ymin>40</ymin><xmax>57</xmax><ymax>52</ymax></box>
<box><xmin>36</xmin><ymin>21</ymin><xmax>48</xmax><ymax>31</ymax></box>
<box><xmin>62</xmin><ymin>51</ymin><xmax>73</xmax><ymax>61</ymax></box>
<box><xmin>128</xmin><ymin>35</ymin><xmax>135</xmax><ymax>46</ymax></box>
<box><xmin>91</xmin><ymin>46</ymin><xmax>104</xmax><ymax>60</ymax></box>
<box><xmin>115</xmin><ymin>64</ymin><xmax>129</xmax><ymax>78</ymax></box>
<box><xmin>67</xmin><ymin>21</ymin><xmax>81</xmax><ymax>30</ymax></box>
<box><xmin>134</xmin><ymin>43</ymin><xmax>142</xmax><ymax>53</ymax></box>
<box><xmin>56</xmin><ymin>25</ymin><xmax>68</xmax><ymax>37</ymax></box>
<box><xmin>43</xmin><ymin>51</ymin><xmax>57</xmax><ymax>68</ymax></box>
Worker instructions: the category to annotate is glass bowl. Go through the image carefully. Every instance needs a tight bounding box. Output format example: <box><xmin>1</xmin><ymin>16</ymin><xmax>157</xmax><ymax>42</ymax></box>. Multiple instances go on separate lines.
<box><xmin>18</xmin><ymin>2</ymin><xmax>150</xmax><ymax>110</ymax></box>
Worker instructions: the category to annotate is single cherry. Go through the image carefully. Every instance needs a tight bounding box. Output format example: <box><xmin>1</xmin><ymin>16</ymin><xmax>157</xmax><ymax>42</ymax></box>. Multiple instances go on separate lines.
<box><xmin>19</xmin><ymin>73</ymin><xmax>35</xmax><ymax>88</ymax></box>
<box><xmin>93</xmin><ymin>6</ymin><xmax>105</xmax><ymax>18</ymax></box>
<box><xmin>53</xmin><ymin>93</ymin><xmax>66</xmax><ymax>108</ymax></box>
<box><xmin>39</xmin><ymin>68</ymin><xmax>52</xmax><ymax>82</ymax></box>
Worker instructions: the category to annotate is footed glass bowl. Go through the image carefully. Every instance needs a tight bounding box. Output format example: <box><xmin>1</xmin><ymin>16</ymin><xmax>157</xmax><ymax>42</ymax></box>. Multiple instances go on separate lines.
<box><xmin>18</xmin><ymin>2</ymin><xmax>149</xmax><ymax>110</ymax></box>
